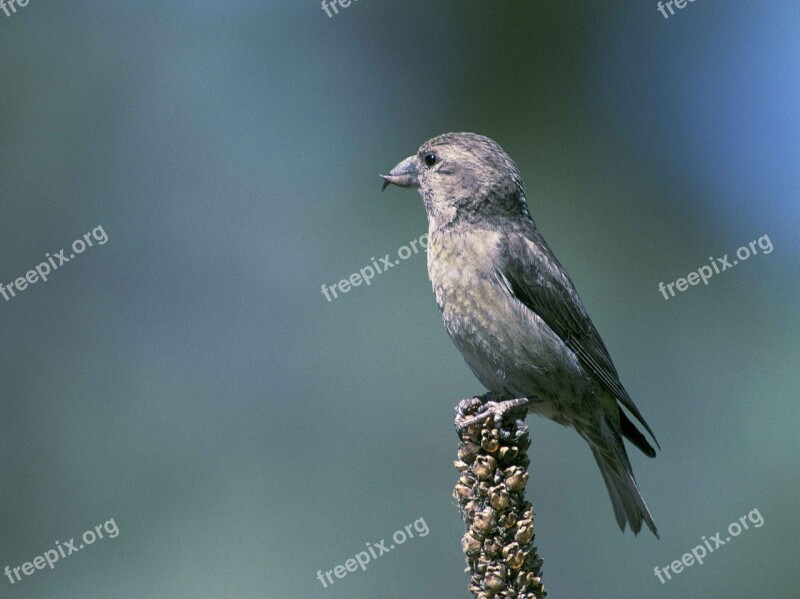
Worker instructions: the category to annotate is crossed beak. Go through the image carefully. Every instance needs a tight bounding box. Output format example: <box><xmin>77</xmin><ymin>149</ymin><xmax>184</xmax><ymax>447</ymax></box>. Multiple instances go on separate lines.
<box><xmin>380</xmin><ymin>156</ymin><xmax>420</xmax><ymax>191</ymax></box>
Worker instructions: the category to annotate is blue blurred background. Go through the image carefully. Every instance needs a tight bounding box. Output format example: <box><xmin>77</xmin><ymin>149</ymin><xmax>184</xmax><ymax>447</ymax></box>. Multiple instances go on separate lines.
<box><xmin>0</xmin><ymin>1</ymin><xmax>798</xmax><ymax>597</ymax></box>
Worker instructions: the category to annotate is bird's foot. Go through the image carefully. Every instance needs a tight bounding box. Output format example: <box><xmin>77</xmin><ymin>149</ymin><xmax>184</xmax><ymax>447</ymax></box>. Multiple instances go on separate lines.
<box><xmin>455</xmin><ymin>396</ymin><xmax>531</xmax><ymax>432</ymax></box>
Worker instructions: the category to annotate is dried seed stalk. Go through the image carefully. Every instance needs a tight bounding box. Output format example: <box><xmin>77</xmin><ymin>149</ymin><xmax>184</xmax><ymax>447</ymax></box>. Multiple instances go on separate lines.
<box><xmin>454</xmin><ymin>396</ymin><xmax>546</xmax><ymax>599</ymax></box>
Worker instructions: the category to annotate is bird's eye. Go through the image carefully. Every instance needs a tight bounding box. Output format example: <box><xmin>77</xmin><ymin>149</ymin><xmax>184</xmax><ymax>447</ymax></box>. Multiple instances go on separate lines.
<box><xmin>423</xmin><ymin>153</ymin><xmax>437</xmax><ymax>167</ymax></box>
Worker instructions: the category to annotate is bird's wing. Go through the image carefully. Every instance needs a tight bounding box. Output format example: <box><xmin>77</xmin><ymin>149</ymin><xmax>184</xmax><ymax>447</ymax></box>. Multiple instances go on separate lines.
<box><xmin>497</xmin><ymin>226</ymin><xmax>658</xmax><ymax>447</ymax></box>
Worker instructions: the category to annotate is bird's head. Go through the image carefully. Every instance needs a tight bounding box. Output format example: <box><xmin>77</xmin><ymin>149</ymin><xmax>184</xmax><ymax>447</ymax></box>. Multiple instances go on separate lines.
<box><xmin>381</xmin><ymin>132</ymin><xmax>528</xmax><ymax>229</ymax></box>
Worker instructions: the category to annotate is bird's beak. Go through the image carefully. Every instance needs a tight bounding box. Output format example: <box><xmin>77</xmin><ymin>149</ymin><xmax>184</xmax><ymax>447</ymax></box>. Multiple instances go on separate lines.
<box><xmin>380</xmin><ymin>156</ymin><xmax>420</xmax><ymax>191</ymax></box>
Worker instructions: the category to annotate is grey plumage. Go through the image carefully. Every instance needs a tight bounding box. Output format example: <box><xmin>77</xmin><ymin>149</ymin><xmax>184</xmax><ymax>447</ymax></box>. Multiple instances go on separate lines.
<box><xmin>381</xmin><ymin>132</ymin><xmax>659</xmax><ymax>537</ymax></box>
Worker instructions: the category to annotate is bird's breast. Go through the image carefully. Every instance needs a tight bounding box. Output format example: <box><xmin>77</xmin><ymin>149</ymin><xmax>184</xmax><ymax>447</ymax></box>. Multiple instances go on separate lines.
<box><xmin>426</xmin><ymin>227</ymin><xmax>589</xmax><ymax>410</ymax></box>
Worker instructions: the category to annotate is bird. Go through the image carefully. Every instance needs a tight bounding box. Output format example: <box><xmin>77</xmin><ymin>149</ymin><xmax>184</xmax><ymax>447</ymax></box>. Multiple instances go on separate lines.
<box><xmin>380</xmin><ymin>132</ymin><xmax>659</xmax><ymax>537</ymax></box>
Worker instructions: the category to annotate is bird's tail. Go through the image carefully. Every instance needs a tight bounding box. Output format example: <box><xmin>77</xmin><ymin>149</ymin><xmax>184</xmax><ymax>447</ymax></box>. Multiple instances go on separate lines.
<box><xmin>582</xmin><ymin>420</ymin><xmax>659</xmax><ymax>538</ymax></box>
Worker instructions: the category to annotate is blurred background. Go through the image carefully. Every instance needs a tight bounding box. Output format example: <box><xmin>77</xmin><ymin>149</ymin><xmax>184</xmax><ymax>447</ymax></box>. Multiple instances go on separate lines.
<box><xmin>1</xmin><ymin>1</ymin><xmax>798</xmax><ymax>597</ymax></box>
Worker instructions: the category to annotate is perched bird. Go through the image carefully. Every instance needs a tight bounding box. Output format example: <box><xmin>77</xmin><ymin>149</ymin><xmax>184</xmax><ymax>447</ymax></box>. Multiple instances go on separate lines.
<box><xmin>381</xmin><ymin>132</ymin><xmax>659</xmax><ymax>537</ymax></box>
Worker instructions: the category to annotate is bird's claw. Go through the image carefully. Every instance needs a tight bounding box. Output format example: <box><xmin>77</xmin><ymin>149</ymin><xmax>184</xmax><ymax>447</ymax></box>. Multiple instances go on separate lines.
<box><xmin>455</xmin><ymin>397</ymin><xmax>530</xmax><ymax>432</ymax></box>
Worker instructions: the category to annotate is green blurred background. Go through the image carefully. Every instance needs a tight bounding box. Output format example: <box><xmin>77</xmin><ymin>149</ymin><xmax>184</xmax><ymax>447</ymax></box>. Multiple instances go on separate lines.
<box><xmin>1</xmin><ymin>1</ymin><xmax>798</xmax><ymax>597</ymax></box>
